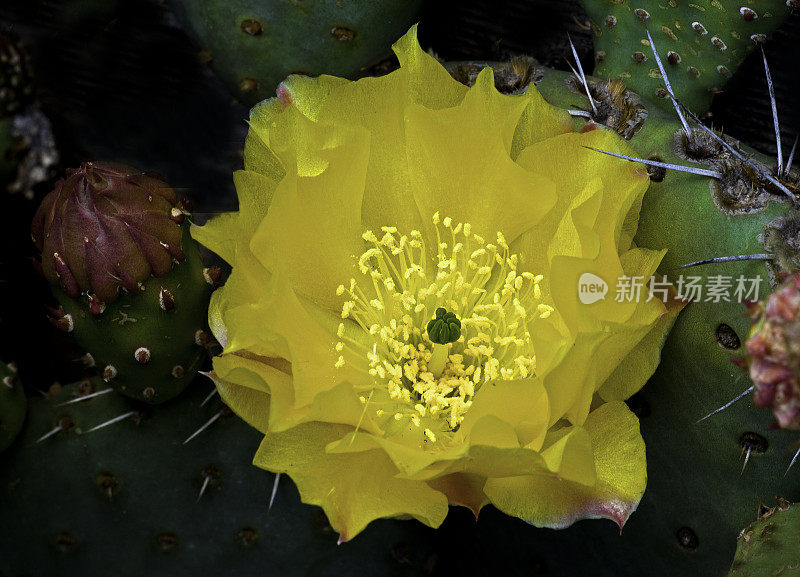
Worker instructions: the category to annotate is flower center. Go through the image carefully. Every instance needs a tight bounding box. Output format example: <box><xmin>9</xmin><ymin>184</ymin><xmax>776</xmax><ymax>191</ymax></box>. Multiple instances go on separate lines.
<box><xmin>335</xmin><ymin>213</ymin><xmax>551</xmax><ymax>445</ymax></box>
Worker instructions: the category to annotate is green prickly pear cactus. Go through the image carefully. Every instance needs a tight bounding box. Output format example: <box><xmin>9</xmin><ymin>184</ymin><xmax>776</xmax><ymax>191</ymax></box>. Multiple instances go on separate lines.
<box><xmin>729</xmin><ymin>500</ymin><xmax>800</xmax><ymax>576</ymax></box>
<box><xmin>32</xmin><ymin>163</ymin><xmax>214</xmax><ymax>404</ymax></box>
<box><xmin>583</xmin><ymin>0</ymin><xmax>790</xmax><ymax>113</ymax></box>
<box><xmin>169</xmin><ymin>0</ymin><xmax>423</xmax><ymax>105</ymax></box>
<box><xmin>0</xmin><ymin>379</ymin><xmax>433</xmax><ymax>576</ymax></box>
<box><xmin>0</xmin><ymin>362</ymin><xmax>25</xmax><ymax>452</ymax></box>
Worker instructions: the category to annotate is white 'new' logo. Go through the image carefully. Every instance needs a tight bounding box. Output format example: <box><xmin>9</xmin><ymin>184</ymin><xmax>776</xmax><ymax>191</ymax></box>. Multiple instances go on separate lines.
<box><xmin>578</xmin><ymin>273</ymin><xmax>607</xmax><ymax>304</ymax></box>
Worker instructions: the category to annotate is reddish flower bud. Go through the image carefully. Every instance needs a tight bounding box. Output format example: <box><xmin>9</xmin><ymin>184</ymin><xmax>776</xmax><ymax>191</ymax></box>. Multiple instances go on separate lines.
<box><xmin>746</xmin><ymin>272</ymin><xmax>800</xmax><ymax>430</ymax></box>
<box><xmin>31</xmin><ymin>162</ymin><xmax>184</xmax><ymax>304</ymax></box>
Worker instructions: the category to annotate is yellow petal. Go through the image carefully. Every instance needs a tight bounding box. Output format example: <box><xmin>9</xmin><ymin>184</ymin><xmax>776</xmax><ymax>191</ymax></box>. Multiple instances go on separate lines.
<box><xmin>540</xmin><ymin>426</ymin><xmax>596</xmax><ymax>485</ymax></box>
<box><xmin>453</xmin><ymin>444</ymin><xmax>549</xmax><ymax>478</ymax></box>
<box><xmin>536</xmin><ymin>248</ymin><xmax>669</xmax><ymax>425</ymax></box>
<box><xmin>277</xmin><ymin>74</ymin><xmax>349</xmax><ymax>121</ymax></box>
<box><xmin>422</xmin><ymin>416</ymin><xmax>549</xmax><ymax>480</ymax></box>
<box><xmin>311</xmin><ymin>25</ymin><xmax>466</xmax><ymax>236</ymax></box>
<box><xmin>243</xmin><ymin>98</ymin><xmax>287</xmax><ymax>172</ymax></box>
<box><xmin>391</xmin><ymin>25</ymin><xmax>467</xmax><ymax>111</ymax></box>
<box><xmin>328</xmin><ymin>414</ymin><xmax>548</xmax><ymax>483</ymax></box>
<box><xmin>208</xmin><ymin>371</ymin><xmax>271</xmax><ymax>434</ymax></box>
<box><xmin>211</xmin><ymin>270</ymin><xmax>369</xmax><ymax>431</ymax></box>
<box><xmin>484</xmin><ymin>401</ymin><xmax>646</xmax><ymax>529</ymax></box>
<box><xmin>255</xmin><ymin>422</ymin><xmax>450</xmax><ymax>542</ymax></box>
<box><xmin>598</xmin><ymin>288</ymin><xmax>686</xmax><ymax>401</ymax></box>
<box><xmin>207</xmin><ymin>288</ymin><xmax>228</xmax><ymax>347</ymax></box>
<box><xmin>511</xmin><ymin>127</ymin><xmax>650</xmax><ymax>309</ymax></box>
<box><xmin>190</xmin><ymin>213</ymin><xmax>238</xmax><ymax>265</ymax></box>
<box><xmin>583</xmin><ymin>246</ymin><xmax>664</xmax><ymax>329</ymax></box>
<box><xmin>231</xmin><ymin>169</ymin><xmax>283</xmax><ymax>246</ymax></box>
<box><xmin>510</xmin><ymin>85</ymin><xmax>574</xmax><ymax>159</ymax></box>
<box><xmin>212</xmin><ymin>351</ymin><xmax>301</xmax><ymax>432</ymax></box>
<box><xmin>245</xmin><ymin>274</ymin><xmax>366</xmax><ymax>409</ymax></box>
<box><xmin>468</xmin><ymin>414</ymin><xmax>520</xmax><ymax>449</ymax></box>
<box><xmin>249</xmin><ymin>113</ymin><xmax>370</xmax><ymax>311</ymax></box>
<box><xmin>518</xmin><ymin>128</ymin><xmax>650</xmax><ymax>252</ymax></box>
<box><xmin>304</xmin><ymin>381</ymin><xmax>382</xmax><ymax>436</ymax></box>
<box><xmin>405</xmin><ymin>68</ymin><xmax>557</xmax><ymax>246</ymax></box>
<box><xmin>460</xmin><ymin>378</ymin><xmax>550</xmax><ymax>450</ymax></box>
<box><xmin>317</xmin><ymin>71</ymin><xmax>424</xmax><ymax>236</ymax></box>
<box><xmin>426</xmin><ymin>473</ymin><xmax>489</xmax><ymax>519</ymax></box>
<box><xmin>547</xmin><ymin>178</ymin><xmax>604</xmax><ymax>262</ymax></box>
<box><xmin>190</xmin><ymin>168</ymin><xmax>282</xmax><ymax>269</ymax></box>
<box><xmin>326</xmin><ymin>432</ymin><xmax>447</xmax><ymax>478</ymax></box>
<box><xmin>540</xmin><ymin>261</ymin><xmax>607</xmax><ymax>423</ymax></box>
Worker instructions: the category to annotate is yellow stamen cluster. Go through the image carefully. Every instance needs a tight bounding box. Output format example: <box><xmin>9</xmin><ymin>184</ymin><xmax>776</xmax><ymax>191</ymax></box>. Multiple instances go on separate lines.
<box><xmin>335</xmin><ymin>213</ymin><xmax>549</xmax><ymax>444</ymax></box>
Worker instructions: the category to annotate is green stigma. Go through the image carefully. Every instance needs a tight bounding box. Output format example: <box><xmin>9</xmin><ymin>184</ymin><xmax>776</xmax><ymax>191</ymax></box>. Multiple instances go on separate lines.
<box><xmin>426</xmin><ymin>307</ymin><xmax>461</xmax><ymax>345</ymax></box>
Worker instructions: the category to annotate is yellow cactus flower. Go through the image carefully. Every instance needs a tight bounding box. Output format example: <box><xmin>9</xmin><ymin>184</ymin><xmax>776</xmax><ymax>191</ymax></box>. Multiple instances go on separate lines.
<box><xmin>192</xmin><ymin>26</ymin><xmax>683</xmax><ymax>542</ymax></box>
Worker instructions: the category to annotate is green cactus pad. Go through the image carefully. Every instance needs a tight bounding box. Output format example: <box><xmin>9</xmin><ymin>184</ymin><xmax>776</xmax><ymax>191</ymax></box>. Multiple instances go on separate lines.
<box><xmin>53</xmin><ymin>228</ymin><xmax>212</xmax><ymax>404</ymax></box>
<box><xmin>170</xmin><ymin>0</ymin><xmax>423</xmax><ymax>106</ymax></box>
<box><xmin>0</xmin><ymin>379</ymin><xmax>437</xmax><ymax>576</ymax></box>
<box><xmin>729</xmin><ymin>501</ymin><xmax>800</xmax><ymax>576</ymax></box>
<box><xmin>581</xmin><ymin>0</ymin><xmax>792</xmax><ymax>114</ymax></box>
<box><xmin>0</xmin><ymin>362</ymin><xmax>25</xmax><ymax>453</ymax></box>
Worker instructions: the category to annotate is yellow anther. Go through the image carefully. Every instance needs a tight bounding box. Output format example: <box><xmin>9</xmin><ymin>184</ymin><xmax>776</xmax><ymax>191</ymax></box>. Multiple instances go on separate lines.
<box><xmin>424</xmin><ymin>428</ymin><xmax>437</xmax><ymax>443</ymax></box>
<box><xmin>341</xmin><ymin>301</ymin><xmax>354</xmax><ymax>319</ymax></box>
<box><xmin>497</xmin><ymin>232</ymin><xmax>508</xmax><ymax>249</ymax></box>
